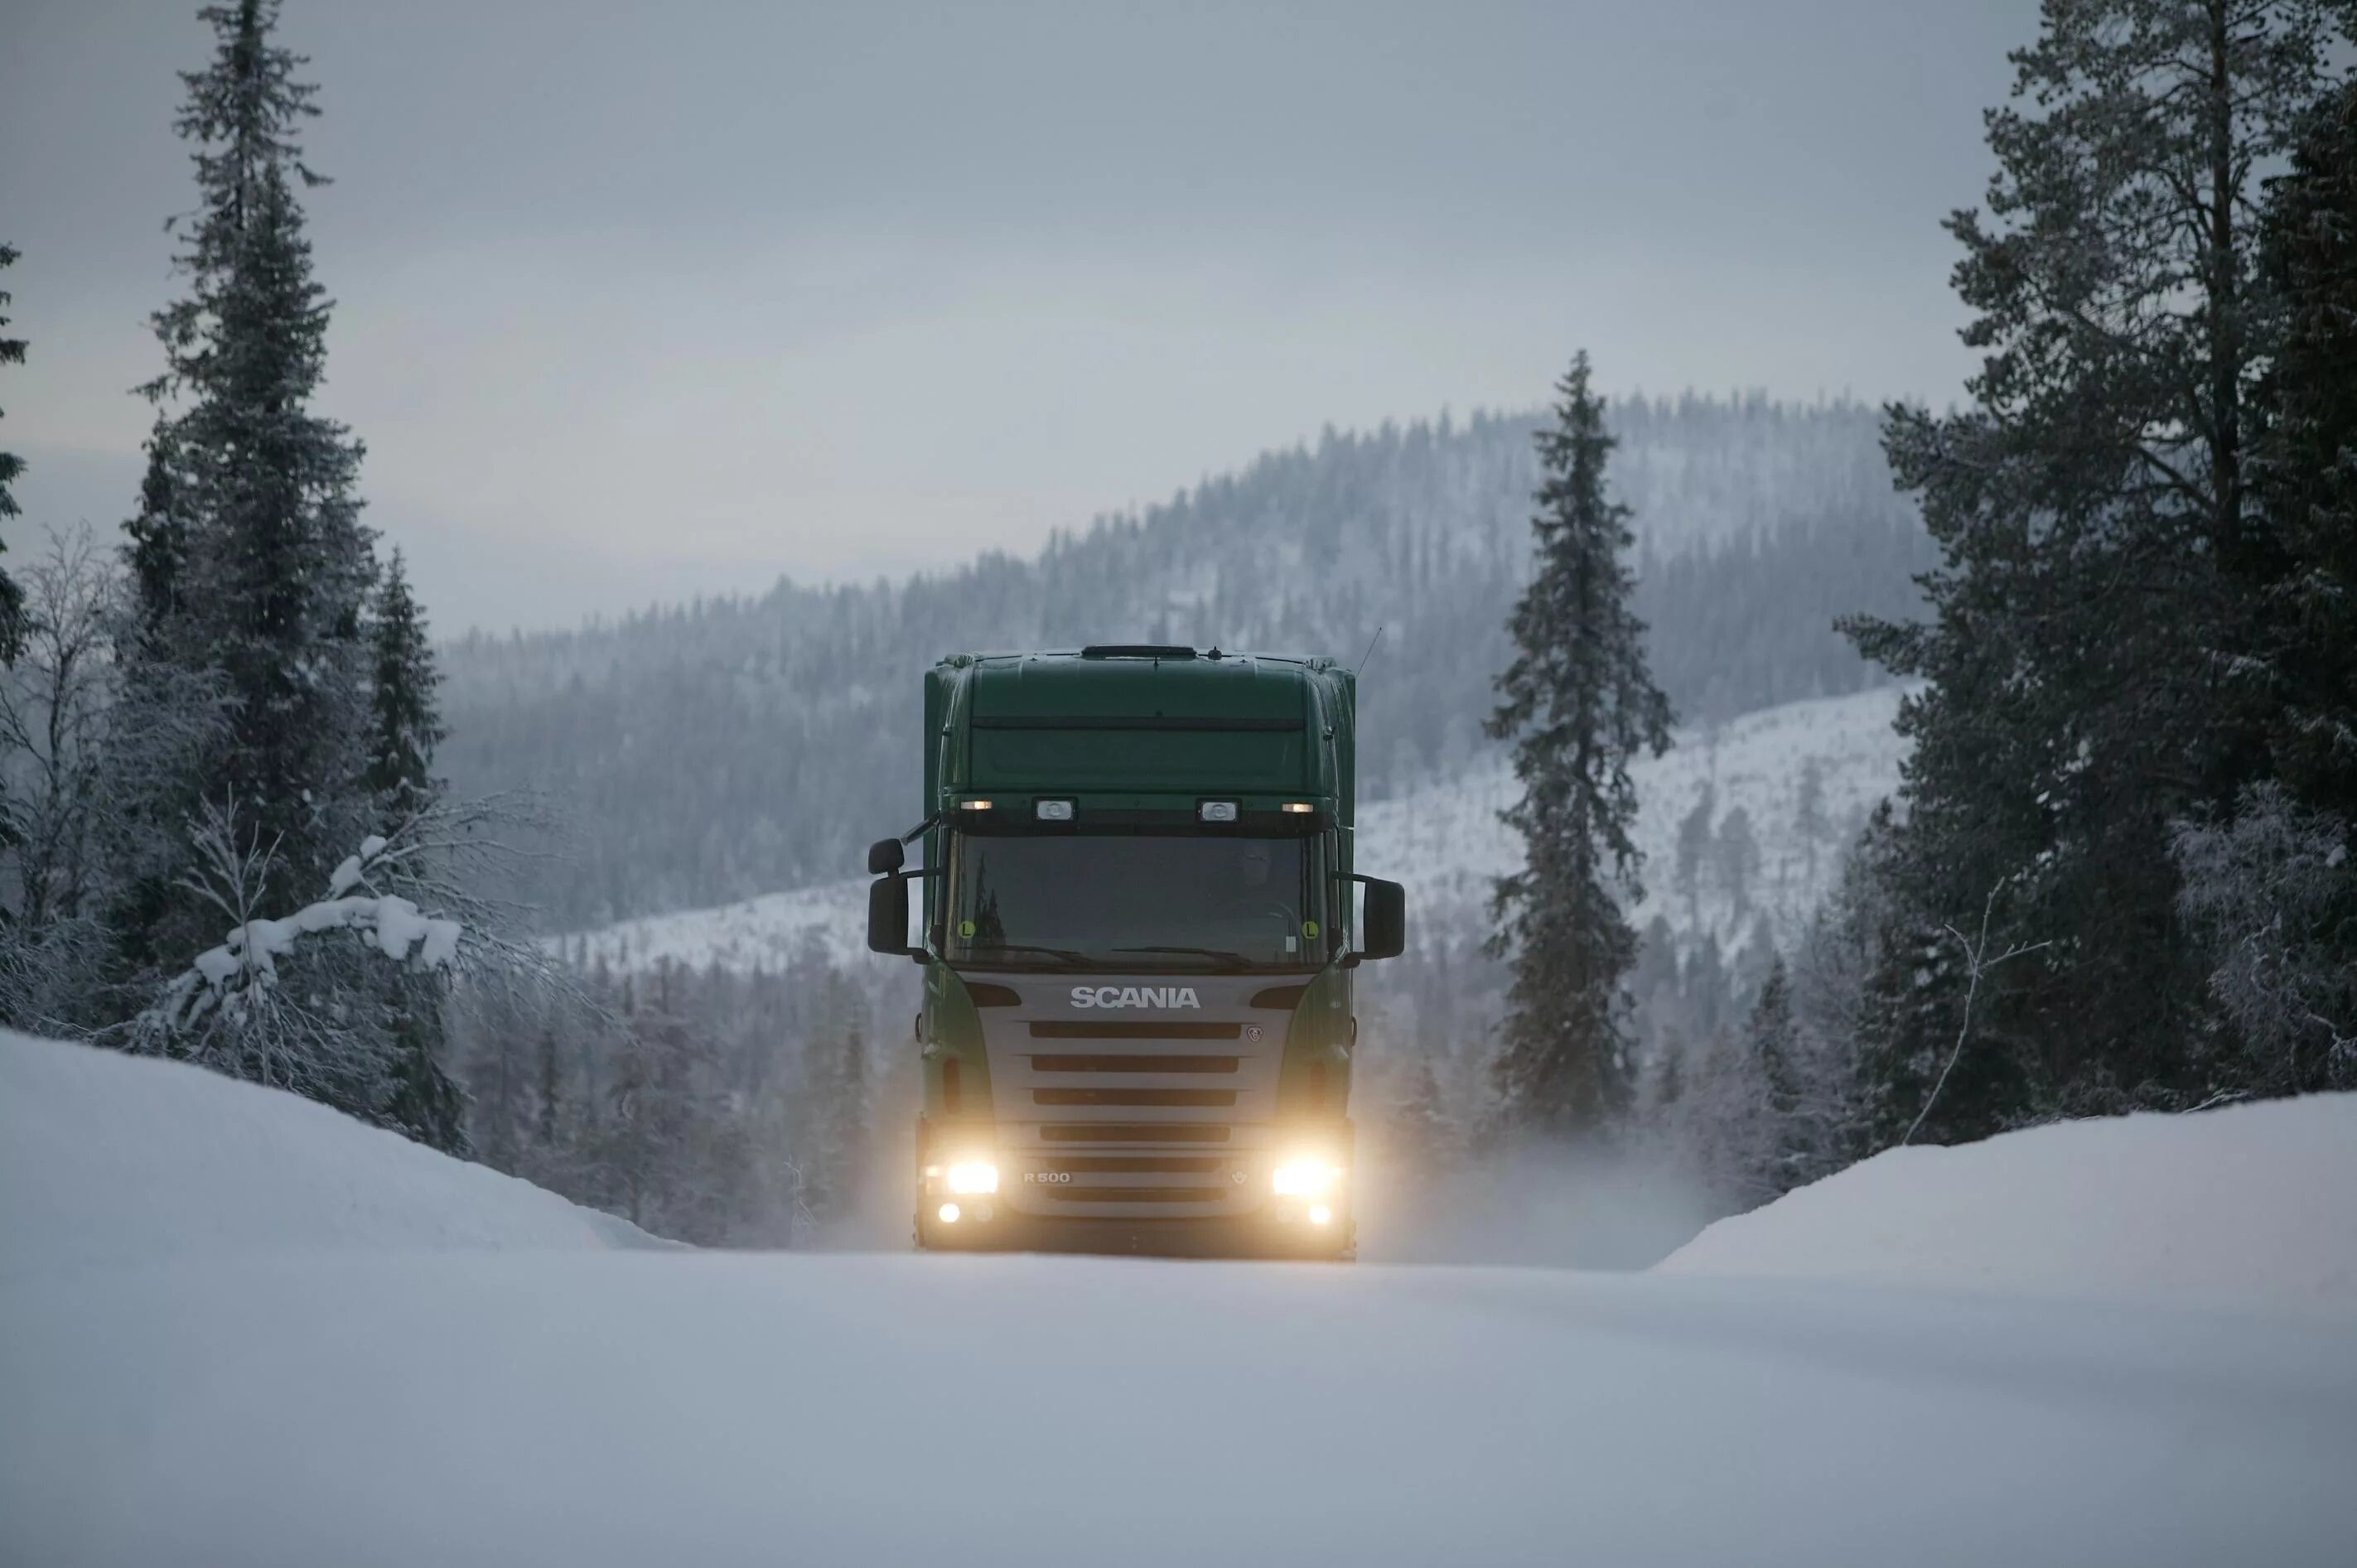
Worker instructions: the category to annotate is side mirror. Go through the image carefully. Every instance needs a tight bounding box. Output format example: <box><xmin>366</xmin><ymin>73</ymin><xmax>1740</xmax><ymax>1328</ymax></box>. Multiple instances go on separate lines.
<box><xmin>867</xmin><ymin>875</ymin><xmax>915</xmax><ymax>957</ymax></box>
<box><xmin>1354</xmin><ymin>876</ymin><xmax>1405</xmax><ymax>963</ymax></box>
<box><xmin>867</xmin><ymin>837</ymin><xmax>906</xmax><ymax>876</ymax></box>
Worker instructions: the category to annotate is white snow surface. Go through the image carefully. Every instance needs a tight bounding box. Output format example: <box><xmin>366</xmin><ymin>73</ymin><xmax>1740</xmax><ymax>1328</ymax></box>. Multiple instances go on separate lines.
<box><xmin>565</xmin><ymin>683</ymin><xmax>1914</xmax><ymax>974</ymax></box>
<box><xmin>1664</xmin><ymin>1092</ymin><xmax>2357</xmax><ymax>1313</ymax></box>
<box><xmin>0</xmin><ymin>1032</ymin><xmax>662</xmax><ymax>1271</ymax></box>
<box><xmin>6</xmin><ymin>1025</ymin><xmax>2356</xmax><ymax>1566</ymax></box>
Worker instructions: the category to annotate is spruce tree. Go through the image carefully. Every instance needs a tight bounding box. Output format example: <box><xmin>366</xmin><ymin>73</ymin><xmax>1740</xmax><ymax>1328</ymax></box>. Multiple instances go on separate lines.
<box><xmin>122</xmin><ymin>429</ymin><xmax>187</xmax><ymax>641</ymax></box>
<box><xmin>1794</xmin><ymin>759</ymin><xmax>1828</xmax><ymax>890</ymax></box>
<box><xmin>0</xmin><ymin>244</ymin><xmax>27</xmax><ymax>665</ymax></box>
<box><xmin>132</xmin><ymin>0</ymin><xmax>377</xmax><ymax>919</ymax></box>
<box><xmin>1743</xmin><ymin>954</ymin><xmax>1803</xmax><ymax>1194</ymax></box>
<box><xmin>1843</xmin><ymin>0</ymin><xmax>2350</xmax><ymax>1135</ymax></box>
<box><xmin>1485</xmin><ymin>352</ymin><xmax>1674</xmax><ymax>1136</ymax></box>
<box><xmin>1675</xmin><ymin>784</ymin><xmax>1714</xmax><ymax>929</ymax></box>
<box><xmin>365</xmin><ymin>548</ymin><xmax>446</xmax><ymax>811</ymax></box>
<box><xmin>535</xmin><ymin>1022</ymin><xmax>564</xmax><ymax>1151</ymax></box>
<box><xmin>1714</xmin><ymin>805</ymin><xmax>1761</xmax><ymax>918</ymax></box>
<box><xmin>1387</xmin><ymin>1058</ymin><xmax>1455</xmax><ymax>1177</ymax></box>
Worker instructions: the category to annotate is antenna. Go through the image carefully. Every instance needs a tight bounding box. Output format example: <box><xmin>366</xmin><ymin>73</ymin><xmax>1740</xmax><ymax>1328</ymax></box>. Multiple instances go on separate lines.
<box><xmin>1355</xmin><ymin>625</ymin><xmax>1386</xmax><ymax>678</ymax></box>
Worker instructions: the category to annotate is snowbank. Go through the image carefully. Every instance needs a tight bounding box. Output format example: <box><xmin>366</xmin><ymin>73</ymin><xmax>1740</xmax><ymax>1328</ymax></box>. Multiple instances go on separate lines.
<box><xmin>3</xmin><ymin>1033</ymin><xmax>2353</xmax><ymax>1565</ymax></box>
<box><xmin>0</xmin><ymin>1031</ymin><xmax>663</xmax><ymax>1272</ymax></box>
<box><xmin>1662</xmin><ymin>1093</ymin><xmax>2357</xmax><ymax>1312</ymax></box>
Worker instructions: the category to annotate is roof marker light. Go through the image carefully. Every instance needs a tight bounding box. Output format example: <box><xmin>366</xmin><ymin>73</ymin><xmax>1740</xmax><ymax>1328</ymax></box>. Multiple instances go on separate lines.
<box><xmin>1199</xmin><ymin>801</ymin><xmax>1239</xmax><ymax>823</ymax></box>
<box><xmin>1036</xmin><ymin>799</ymin><xmax>1075</xmax><ymax>821</ymax></box>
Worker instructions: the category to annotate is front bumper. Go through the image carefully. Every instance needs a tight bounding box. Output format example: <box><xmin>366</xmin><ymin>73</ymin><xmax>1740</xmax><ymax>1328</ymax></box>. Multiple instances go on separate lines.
<box><xmin>916</xmin><ymin>1204</ymin><xmax>1355</xmax><ymax>1260</ymax></box>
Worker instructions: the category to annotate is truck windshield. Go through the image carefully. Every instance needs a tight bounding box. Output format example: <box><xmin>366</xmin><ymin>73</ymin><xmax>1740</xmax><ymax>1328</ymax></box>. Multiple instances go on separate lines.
<box><xmin>945</xmin><ymin>833</ymin><xmax>1324</xmax><ymax>972</ymax></box>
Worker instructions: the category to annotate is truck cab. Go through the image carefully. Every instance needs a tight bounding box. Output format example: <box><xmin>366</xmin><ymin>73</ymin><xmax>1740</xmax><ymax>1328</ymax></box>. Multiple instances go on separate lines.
<box><xmin>866</xmin><ymin>645</ymin><xmax>1405</xmax><ymax>1259</ymax></box>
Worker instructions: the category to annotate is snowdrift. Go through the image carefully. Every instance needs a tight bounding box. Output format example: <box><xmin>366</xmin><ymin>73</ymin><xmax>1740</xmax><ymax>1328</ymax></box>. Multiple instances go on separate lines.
<box><xmin>0</xmin><ymin>1031</ymin><xmax>664</xmax><ymax>1272</ymax></box>
<box><xmin>1662</xmin><ymin>1093</ymin><xmax>2357</xmax><ymax>1312</ymax></box>
<box><xmin>4</xmin><ymin>1033</ymin><xmax>2354</xmax><ymax>1565</ymax></box>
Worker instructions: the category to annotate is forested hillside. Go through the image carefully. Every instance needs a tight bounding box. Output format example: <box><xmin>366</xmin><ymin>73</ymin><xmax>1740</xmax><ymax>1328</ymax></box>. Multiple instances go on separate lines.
<box><xmin>442</xmin><ymin>395</ymin><xmax>1930</xmax><ymax>927</ymax></box>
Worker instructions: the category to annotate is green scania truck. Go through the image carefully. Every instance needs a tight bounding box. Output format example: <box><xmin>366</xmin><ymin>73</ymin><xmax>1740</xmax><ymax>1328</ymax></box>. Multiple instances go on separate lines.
<box><xmin>865</xmin><ymin>645</ymin><xmax>1405</xmax><ymax>1260</ymax></box>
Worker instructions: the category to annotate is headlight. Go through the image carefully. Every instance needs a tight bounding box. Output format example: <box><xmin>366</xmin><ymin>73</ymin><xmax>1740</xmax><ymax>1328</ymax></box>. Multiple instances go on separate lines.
<box><xmin>946</xmin><ymin>1160</ymin><xmax>1000</xmax><ymax>1195</ymax></box>
<box><xmin>1273</xmin><ymin>1159</ymin><xmax>1340</xmax><ymax>1198</ymax></box>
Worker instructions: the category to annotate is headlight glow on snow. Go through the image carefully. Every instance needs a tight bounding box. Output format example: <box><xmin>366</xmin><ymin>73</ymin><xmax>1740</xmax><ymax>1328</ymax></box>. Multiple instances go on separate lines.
<box><xmin>946</xmin><ymin>1160</ymin><xmax>999</xmax><ymax>1194</ymax></box>
<box><xmin>1273</xmin><ymin>1159</ymin><xmax>1340</xmax><ymax>1198</ymax></box>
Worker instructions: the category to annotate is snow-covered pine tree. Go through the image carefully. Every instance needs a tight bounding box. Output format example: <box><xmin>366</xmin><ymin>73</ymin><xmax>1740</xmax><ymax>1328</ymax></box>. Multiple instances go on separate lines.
<box><xmin>1649</xmin><ymin>1023</ymin><xmax>1688</xmax><ymax>1117</ymax></box>
<box><xmin>365</xmin><ymin>549</ymin><xmax>446</xmax><ymax>810</ymax></box>
<box><xmin>1385</xmin><ymin>1057</ymin><xmax>1456</xmax><ymax>1179</ymax></box>
<box><xmin>129</xmin><ymin>0</ymin><xmax>378</xmax><ymax>931</ymax></box>
<box><xmin>803</xmin><ymin>1001</ymin><xmax>872</xmax><ymax>1228</ymax></box>
<box><xmin>1674</xmin><ymin>784</ymin><xmax>1714</xmax><ymax>929</ymax></box>
<box><xmin>0</xmin><ymin>243</ymin><xmax>28</xmax><ymax>665</ymax></box>
<box><xmin>1714</xmin><ymin>805</ymin><xmax>1761</xmax><ymax>919</ymax></box>
<box><xmin>100</xmin><ymin>0</ymin><xmax>398</xmax><ymax>1125</ymax></box>
<box><xmin>1843</xmin><ymin>0</ymin><xmax>2352</xmax><ymax>1134</ymax></box>
<box><xmin>534</xmin><ymin>1020</ymin><xmax>564</xmax><ymax>1153</ymax></box>
<box><xmin>1794</xmin><ymin>758</ymin><xmax>1828</xmax><ymax>890</ymax></box>
<box><xmin>1485</xmin><ymin>352</ymin><xmax>1674</xmax><ymax>1137</ymax></box>
<box><xmin>122</xmin><ymin>431</ymin><xmax>187</xmax><ymax>640</ymax></box>
<box><xmin>361</xmin><ymin>548</ymin><xmax>466</xmax><ymax>1151</ymax></box>
<box><xmin>1742</xmin><ymin>953</ymin><xmax>1804</xmax><ymax>1195</ymax></box>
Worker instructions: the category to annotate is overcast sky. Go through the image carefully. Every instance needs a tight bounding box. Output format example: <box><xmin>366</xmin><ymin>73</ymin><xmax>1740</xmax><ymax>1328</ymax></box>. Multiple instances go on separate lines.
<box><xmin>2</xmin><ymin>0</ymin><xmax>2036</xmax><ymax>636</ymax></box>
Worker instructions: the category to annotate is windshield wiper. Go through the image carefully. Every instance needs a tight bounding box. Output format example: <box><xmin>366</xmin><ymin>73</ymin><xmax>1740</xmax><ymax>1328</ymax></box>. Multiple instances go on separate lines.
<box><xmin>965</xmin><ymin>943</ymin><xmax>1088</xmax><ymax>966</ymax></box>
<box><xmin>1112</xmin><ymin>945</ymin><xmax>1258</xmax><ymax>965</ymax></box>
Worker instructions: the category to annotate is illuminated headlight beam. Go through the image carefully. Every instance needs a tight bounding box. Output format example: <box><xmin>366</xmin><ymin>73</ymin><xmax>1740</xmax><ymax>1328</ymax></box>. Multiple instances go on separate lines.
<box><xmin>1273</xmin><ymin>1160</ymin><xmax>1340</xmax><ymax>1198</ymax></box>
<box><xmin>946</xmin><ymin>1160</ymin><xmax>1000</xmax><ymax>1195</ymax></box>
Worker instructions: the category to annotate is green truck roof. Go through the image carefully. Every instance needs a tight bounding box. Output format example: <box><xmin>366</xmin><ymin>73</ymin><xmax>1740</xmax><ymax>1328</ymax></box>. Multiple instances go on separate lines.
<box><xmin>924</xmin><ymin>647</ymin><xmax>1358</xmax><ymax>813</ymax></box>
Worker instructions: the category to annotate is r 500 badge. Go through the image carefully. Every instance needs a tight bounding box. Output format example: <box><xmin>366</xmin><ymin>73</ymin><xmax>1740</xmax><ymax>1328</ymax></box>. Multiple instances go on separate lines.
<box><xmin>1022</xmin><ymin>1170</ymin><xmax>1073</xmax><ymax>1184</ymax></box>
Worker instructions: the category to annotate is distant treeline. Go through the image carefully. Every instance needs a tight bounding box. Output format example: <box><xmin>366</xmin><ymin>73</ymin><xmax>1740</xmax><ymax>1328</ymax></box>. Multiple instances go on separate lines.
<box><xmin>440</xmin><ymin>396</ymin><xmax>1931</xmax><ymax>928</ymax></box>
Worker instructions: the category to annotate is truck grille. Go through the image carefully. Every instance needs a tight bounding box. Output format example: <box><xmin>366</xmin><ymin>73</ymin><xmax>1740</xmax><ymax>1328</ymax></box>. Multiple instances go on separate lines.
<box><xmin>1038</xmin><ymin>1123</ymin><xmax>1230</xmax><ymax>1142</ymax></box>
<box><xmin>1027</xmin><ymin>1021</ymin><xmax>1242</xmax><ymax>1040</ymax></box>
<box><xmin>1026</xmin><ymin>1054</ymin><xmax>1239</xmax><ymax>1074</ymax></box>
<box><xmin>974</xmin><ymin>972</ymin><xmax>1298</xmax><ymax>1218</ymax></box>
<box><xmin>1033</xmin><ymin>1088</ymin><xmax>1237</xmax><ymax>1107</ymax></box>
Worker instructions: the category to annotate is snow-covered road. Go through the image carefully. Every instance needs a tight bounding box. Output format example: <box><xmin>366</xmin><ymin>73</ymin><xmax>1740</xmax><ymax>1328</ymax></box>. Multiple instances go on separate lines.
<box><xmin>7</xmin><ymin>1248</ymin><xmax>2354</xmax><ymax>1567</ymax></box>
<box><xmin>6</xmin><ymin>1033</ymin><xmax>2355</xmax><ymax>1566</ymax></box>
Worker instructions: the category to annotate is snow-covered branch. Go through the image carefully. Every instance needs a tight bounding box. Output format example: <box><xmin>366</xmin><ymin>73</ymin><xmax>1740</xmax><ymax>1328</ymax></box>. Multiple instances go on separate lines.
<box><xmin>124</xmin><ymin>790</ymin><xmax>577</xmax><ymax>1102</ymax></box>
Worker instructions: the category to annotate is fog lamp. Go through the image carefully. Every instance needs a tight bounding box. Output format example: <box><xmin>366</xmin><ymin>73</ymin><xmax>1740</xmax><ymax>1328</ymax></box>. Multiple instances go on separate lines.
<box><xmin>937</xmin><ymin>1203</ymin><xmax>961</xmax><ymax>1224</ymax></box>
<box><xmin>946</xmin><ymin>1160</ymin><xmax>1000</xmax><ymax>1195</ymax></box>
<box><xmin>1273</xmin><ymin>1159</ymin><xmax>1340</xmax><ymax>1198</ymax></box>
<box><xmin>1308</xmin><ymin>1204</ymin><xmax>1333</xmax><ymax>1226</ymax></box>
